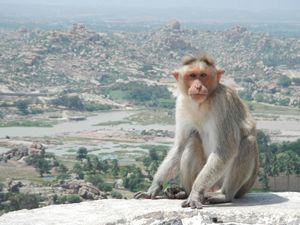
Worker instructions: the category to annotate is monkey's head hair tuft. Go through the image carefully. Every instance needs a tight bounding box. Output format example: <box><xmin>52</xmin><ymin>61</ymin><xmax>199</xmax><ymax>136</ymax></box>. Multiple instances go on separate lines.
<box><xmin>181</xmin><ymin>53</ymin><xmax>215</xmax><ymax>67</ymax></box>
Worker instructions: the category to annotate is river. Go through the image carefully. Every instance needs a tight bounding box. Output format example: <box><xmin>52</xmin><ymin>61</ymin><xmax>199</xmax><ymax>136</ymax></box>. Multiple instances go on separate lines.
<box><xmin>0</xmin><ymin>110</ymin><xmax>299</xmax><ymax>142</ymax></box>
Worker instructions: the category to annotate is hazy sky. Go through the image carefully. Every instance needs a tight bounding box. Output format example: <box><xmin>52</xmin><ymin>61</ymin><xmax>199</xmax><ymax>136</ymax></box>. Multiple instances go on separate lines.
<box><xmin>1</xmin><ymin>0</ymin><xmax>300</xmax><ymax>11</ymax></box>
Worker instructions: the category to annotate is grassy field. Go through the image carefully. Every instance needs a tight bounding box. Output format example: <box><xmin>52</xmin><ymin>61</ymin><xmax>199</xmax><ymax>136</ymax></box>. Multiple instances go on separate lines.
<box><xmin>128</xmin><ymin>110</ymin><xmax>174</xmax><ymax>125</ymax></box>
<box><xmin>0</xmin><ymin>119</ymin><xmax>54</xmax><ymax>127</ymax></box>
<box><xmin>0</xmin><ymin>160</ymin><xmax>41</xmax><ymax>181</ymax></box>
<box><xmin>247</xmin><ymin>101</ymin><xmax>300</xmax><ymax>115</ymax></box>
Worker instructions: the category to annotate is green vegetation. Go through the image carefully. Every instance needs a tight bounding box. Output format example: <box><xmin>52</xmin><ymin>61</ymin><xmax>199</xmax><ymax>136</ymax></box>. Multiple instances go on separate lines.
<box><xmin>245</xmin><ymin>101</ymin><xmax>300</xmax><ymax>115</ymax></box>
<box><xmin>51</xmin><ymin>95</ymin><xmax>113</xmax><ymax>111</ymax></box>
<box><xmin>51</xmin><ymin>95</ymin><xmax>84</xmax><ymax>110</ymax></box>
<box><xmin>102</xmin><ymin>82</ymin><xmax>175</xmax><ymax>108</ymax></box>
<box><xmin>0</xmin><ymin>177</ymin><xmax>41</xmax><ymax>214</ymax></box>
<box><xmin>122</xmin><ymin>165</ymin><xmax>148</xmax><ymax>192</ymax></box>
<box><xmin>257</xmin><ymin>130</ymin><xmax>300</xmax><ymax>191</ymax></box>
<box><xmin>142</xmin><ymin>148</ymin><xmax>166</xmax><ymax>180</ymax></box>
<box><xmin>84</xmin><ymin>103</ymin><xmax>113</xmax><ymax>111</ymax></box>
<box><xmin>56</xmin><ymin>164</ymin><xmax>70</xmax><ymax>180</ymax></box>
<box><xmin>94</xmin><ymin>120</ymin><xmax>131</xmax><ymax>126</ymax></box>
<box><xmin>277</xmin><ymin>75</ymin><xmax>292</xmax><ymax>87</ymax></box>
<box><xmin>53</xmin><ymin>194</ymin><xmax>81</xmax><ymax>204</ymax></box>
<box><xmin>16</xmin><ymin>100</ymin><xmax>30</xmax><ymax>115</ymax></box>
<box><xmin>0</xmin><ymin>120</ymin><xmax>53</xmax><ymax>127</ymax></box>
<box><xmin>26</xmin><ymin>154</ymin><xmax>52</xmax><ymax>177</ymax></box>
<box><xmin>111</xmin><ymin>190</ymin><xmax>123</xmax><ymax>199</ymax></box>
<box><xmin>128</xmin><ymin>110</ymin><xmax>174</xmax><ymax>125</ymax></box>
<box><xmin>76</xmin><ymin>147</ymin><xmax>88</xmax><ymax>161</ymax></box>
<box><xmin>292</xmin><ymin>77</ymin><xmax>300</xmax><ymax>85</ymax></box>
<box><xmin>0</xmin><ymin>192</ymin><xmax>40</xmax><ymax>213</ymax></box>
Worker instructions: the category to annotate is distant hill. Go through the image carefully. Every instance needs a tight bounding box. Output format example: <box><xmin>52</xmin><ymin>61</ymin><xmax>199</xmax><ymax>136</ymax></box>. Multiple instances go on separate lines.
<box><xmin>0</xmin><ymin>21</ymin><xmax>299</xmax><ymax>108</ymax></box>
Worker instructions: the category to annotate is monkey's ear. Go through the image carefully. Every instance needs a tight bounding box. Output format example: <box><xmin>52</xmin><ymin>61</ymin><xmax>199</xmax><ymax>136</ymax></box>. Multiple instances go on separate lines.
<box><xmin>217</xmin><ymin>68</ymin><xmax>225</xmax><ymax>81</ymax></box>
<box><xmin>172</xmin><ymin>70</ymin><xmax>180</xmax><ymax>81</ymax></box>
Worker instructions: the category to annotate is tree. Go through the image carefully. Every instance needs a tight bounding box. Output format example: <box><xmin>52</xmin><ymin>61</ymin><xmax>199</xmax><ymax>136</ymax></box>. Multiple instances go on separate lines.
<box><xmin>256</xmin><ymin>129</ymin><xmax>270</xmax><ymax>152</ymax></box>
<box><xmin>277</xmin><ymin>151</ymin><xmax>299</xmax><ymax>190</ymax></box>
<box><xmin>85</xmin><ymin>174</ymin><xmax>103</xmax><ymax>185</ymax></box>
<box><xmin>255</xmin><ymin>93</ymin><xmax>264</xmax><ymax>102</ymax></box>
<box><xmin>16</xmin><ymin>100</ymin><xmax>29</xmax><ymax>115</ymax></box>
<box><xmin>101</xmin><ymin>159</ymin><xmax>109</xmax><ymax>173</ymax></box>
<box><xmin>277</xmin><ymin>75</ymin><xmax>291</xmax><ymax>87</ymax></box>
<box><xmin>292</xmin><ymin>77</ymin><xmax>300</xmax><ymax>85</ymax></box>
<box><xmin>83</xmin><ymin>156</ymin><xmax>94</xmax><ymax>172</ymax></box>
<box><xmin>72</xmin><ymin>163</ymin><xmax>84</xmax><ymax>179</ymax></box>
<box><xmin>143</xmin><ymin>148</ymin><xmax>165</xmax><ymax>180</ymax></box>
<box><xmin>111</xmin><ymin>159</ymin><xmax>120</xmax><ymax>177</ymax></box>
<box><xmin>111</xmin><ymin>190</ymin><xmax>123</xmax><ymax>199</ymax></box>
<box><xmin>6</xmin><ymin>193</ymin><xmax>40</xmax><ymax>211</ymax></box>
<box><xmin>26</xmin><ymin>155</ymin><xmax>50</xmax><ymax>177</ymax></box>
<box><xmin>76</xmin><ymin>147</ymin><xmax>88</xmax><ymax>161</ymax></box>
<box><xmin>123</xmin><ymin>166</ymin><xmax>146</xmax><ymax>192</ymax></box>
<box><xmin>56</xmin><ymin>164</ymin><xmax>70</xmax><ymax>180</ymax></box>
<box><xmin>51</xmin><ymin>95</ymin><xmax>84</xmax><ymax>110</ymax></box>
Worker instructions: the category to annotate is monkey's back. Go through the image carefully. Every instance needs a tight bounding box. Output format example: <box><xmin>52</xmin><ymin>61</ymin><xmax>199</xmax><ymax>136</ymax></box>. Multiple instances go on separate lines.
<box><xmin>210</xmin><ymin>84</ymin><xmax>257</xmax><ymax>147</ymax></box>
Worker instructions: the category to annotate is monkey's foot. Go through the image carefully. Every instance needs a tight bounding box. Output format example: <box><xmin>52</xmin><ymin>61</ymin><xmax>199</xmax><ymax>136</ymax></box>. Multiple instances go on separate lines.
<box><xmin>164</xmin><ymin>185</ymin><xmax>188</xmax><ymax>199</ymax></box>
<box><xmin>205</xmin><ymin>193</ymin><xmax>231</xmax><ymax>204</ymax></box>
<box><xmin>181</xmin><ymin>191</ymin><xmax>204</xmax><ymax>209</ymax></box>
<box><xmin>181</xmin><ymin>199</ymin><xmax>203</xmax><ymax>209</ymax></box>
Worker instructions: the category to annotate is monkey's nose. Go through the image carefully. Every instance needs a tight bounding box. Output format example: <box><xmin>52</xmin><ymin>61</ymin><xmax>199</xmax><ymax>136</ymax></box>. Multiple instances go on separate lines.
<box><xmin>196</xmin><ymin>85</ymin><xmax>202</xmax><ymax>90</ymax></box>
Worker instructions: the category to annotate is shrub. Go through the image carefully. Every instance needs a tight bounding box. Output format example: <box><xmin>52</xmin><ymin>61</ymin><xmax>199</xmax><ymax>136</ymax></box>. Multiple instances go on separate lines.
<box><xmin>4</xmin><ymin>193</ymin><xmax>40</xmax><ymax>211</ymax></box>
<box><xmin>111</xmin><ymin>190</ymin><xmax>123</xmax><ymax>199</ymax></box>
<box><xmin>84</xmin><ymin>103</ymin><xmax>112</xmax><ymax>111</ymax></box>
<box><xmin>76</xmin><ymin>147</ymin><xmax>88</xmax><ymax>161</ymax></box>
<box><xmin>85</xmin><ymin>174</ymin><xmax>103</xmax><ymax>187</ymax></box>
<box><xmin>98</xmin><ymin>183</ymin><xmax>112</xmax><ymax>192</ymax></box>
<box><xmin>277</xmin><ymin>75</ymin><xmax>291</xmax><ymax>87</ymax></box>
<box><xmin>16</xmin><ymin>100</ymin><xmax>30</xmax><ymax>115</ymax></box>
<box><xmin>51</xmin><ymin>95</ymin><xmax>84</xmax><ymax>110</ymax></box>
<box><xmin>66</xmin><ymin>195</ymin><xmax>81</xmax><ymax>203</ymax></box>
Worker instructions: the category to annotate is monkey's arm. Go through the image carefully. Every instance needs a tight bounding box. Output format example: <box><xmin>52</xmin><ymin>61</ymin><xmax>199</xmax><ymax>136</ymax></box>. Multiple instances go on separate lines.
<box><xmin>134</xmin><ymin>125</ymin><xmax>192</xmax><ymax>199</ymax></box>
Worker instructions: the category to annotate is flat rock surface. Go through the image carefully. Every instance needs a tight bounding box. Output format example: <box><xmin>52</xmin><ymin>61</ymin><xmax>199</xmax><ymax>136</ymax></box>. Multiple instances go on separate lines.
<box><xmin>0</xmin><ymin>192</ymin><xmax>299</xmax><ymax>225</ymax></box>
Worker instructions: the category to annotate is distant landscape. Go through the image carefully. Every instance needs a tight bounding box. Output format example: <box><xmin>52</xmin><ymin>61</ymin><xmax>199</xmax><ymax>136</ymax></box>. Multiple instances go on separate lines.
<box><xmin>0</xmin><ymin>3</ymin><xmax>299</xmax><ymax>215</ymax></box>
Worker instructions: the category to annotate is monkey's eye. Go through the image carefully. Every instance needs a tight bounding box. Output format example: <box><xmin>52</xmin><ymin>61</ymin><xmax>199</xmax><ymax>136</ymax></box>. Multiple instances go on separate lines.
<box><xmin>200</xmin><ymin>73</ymin><xmax>207</xmax><ymax>78</ymax></box>
<box><xmin>190</xmin><ymin>73</ymin><xmax>197</xmax><ymax>78</ymax></box>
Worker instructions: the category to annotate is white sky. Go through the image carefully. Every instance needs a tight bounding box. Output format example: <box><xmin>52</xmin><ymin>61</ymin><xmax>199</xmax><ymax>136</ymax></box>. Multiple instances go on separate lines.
<box><xmin>1</xmin><ymin>0</ymin><xmax>300</xmax><ymax>11</ymax></box>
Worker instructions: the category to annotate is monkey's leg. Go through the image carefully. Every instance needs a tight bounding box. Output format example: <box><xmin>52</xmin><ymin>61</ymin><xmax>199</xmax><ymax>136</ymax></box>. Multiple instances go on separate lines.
<box><xmin>235</xmin><ymin>136</ymin><xmax>258</xmax><ymax>198</ymax></box>
<box><xmin>206</xmin><ymin>136</ymin><xmax>258</xmax><ymax>204</ymax></box>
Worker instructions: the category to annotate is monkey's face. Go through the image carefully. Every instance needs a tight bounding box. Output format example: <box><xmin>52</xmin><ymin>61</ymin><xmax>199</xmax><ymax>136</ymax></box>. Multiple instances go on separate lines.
<box><xmin>172</xmin><ymin>62</ymin><xmax>224</xmax><ymax>104</ymax></box>
<box><xmin>183</xmin><ymin>64</ymin><xmax>218</xmax><ymax>103</ymax></box>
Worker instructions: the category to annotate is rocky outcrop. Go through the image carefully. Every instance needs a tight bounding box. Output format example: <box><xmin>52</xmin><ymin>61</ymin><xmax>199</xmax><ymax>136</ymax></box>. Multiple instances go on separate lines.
<box><xmin>0</xmin><ymin>192</ymin><xmax>299</xmax><ymax>225</ymax></box>
<box><xmin>60</xmin><ymin>180</ymin><xmax>107</xmax><ymax>200</ymax></box>
<box><xmin>0</xmin><ymin>143</ymin><xmax>45</xmax><ymax>161</ymax></box>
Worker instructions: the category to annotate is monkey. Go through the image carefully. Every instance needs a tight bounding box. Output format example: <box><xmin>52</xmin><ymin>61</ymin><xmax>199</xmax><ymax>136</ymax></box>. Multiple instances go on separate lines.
<box><xmin>134</xmin><ymin>54</ymin><xmax>259</xmax><ymax>209</ymax></box>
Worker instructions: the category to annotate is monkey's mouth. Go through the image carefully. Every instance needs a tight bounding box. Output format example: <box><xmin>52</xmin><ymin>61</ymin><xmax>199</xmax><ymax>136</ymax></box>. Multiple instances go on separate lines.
<box><xmin>189</xmin><ymin>93</ymin><xmax>208</xmax><ymax>96</ymax></box>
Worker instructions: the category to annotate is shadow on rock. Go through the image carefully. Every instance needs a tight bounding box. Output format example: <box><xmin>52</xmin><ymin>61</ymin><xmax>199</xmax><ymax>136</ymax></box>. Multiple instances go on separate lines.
<box><xmin>204</xmin><ymin>192</ymin><xmax>288</xmax><ymax>208</ymax></box>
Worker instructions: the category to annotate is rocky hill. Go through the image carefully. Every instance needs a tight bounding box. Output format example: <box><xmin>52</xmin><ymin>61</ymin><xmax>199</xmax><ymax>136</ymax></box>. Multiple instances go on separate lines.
<box><xmin>0</xmin><ymin>192</ymin><xmax>299</xmax><ymax>225</ymax></box>
<box><xmin>0</xmin><ymin>21</ymin><xmax>299</xmax><ymax>107</ymax></box>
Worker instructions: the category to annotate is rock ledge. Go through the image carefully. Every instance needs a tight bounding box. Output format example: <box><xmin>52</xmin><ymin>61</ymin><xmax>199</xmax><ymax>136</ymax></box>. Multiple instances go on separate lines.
<box><xmin>0</xmin><ymin>192</ymin><xmax>299</xmax><ymax>225</ymax></box>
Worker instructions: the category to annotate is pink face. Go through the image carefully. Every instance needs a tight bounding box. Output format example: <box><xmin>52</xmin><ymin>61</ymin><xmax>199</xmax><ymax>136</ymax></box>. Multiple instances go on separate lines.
<box><xmin>172</xmin><ymin>62</ymin><xmax>224</xmax><ymax>104</ymax></box>
<box><xmin>183</xmin><ymin>64</ymin><xmax>220</xmax><ymax>103</ymax></box>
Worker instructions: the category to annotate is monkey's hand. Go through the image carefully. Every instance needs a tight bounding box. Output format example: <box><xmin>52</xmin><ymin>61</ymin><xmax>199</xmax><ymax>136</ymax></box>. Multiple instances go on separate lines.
<box><xmin>181</xmin><ymin>190</ymin><xmax>204</xmax><ymax>209</ymax></box>
<box><xmin>134</xmin><ymin>181</ymin><xmax>162</xmax><ymax>199</ymax></box>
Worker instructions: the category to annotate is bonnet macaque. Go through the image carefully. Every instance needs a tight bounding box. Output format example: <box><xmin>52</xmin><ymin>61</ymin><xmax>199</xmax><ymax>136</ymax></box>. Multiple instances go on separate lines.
<box><xmin>135</xmin><ymin>54</ymin><xmax>258</xmax><ymax>209</ymax></box>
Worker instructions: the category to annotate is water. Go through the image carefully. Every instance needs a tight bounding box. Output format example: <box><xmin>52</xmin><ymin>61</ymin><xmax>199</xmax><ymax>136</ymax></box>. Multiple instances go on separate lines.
<box><xmin>0</xmin><ymin>110</ymin><xmax>299</xmax><ymax>149</ymax></box>
<box><xmin>0</xmin><ymin>111</ymin><xmax>134</xmax><ymax>138</ymax></box>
